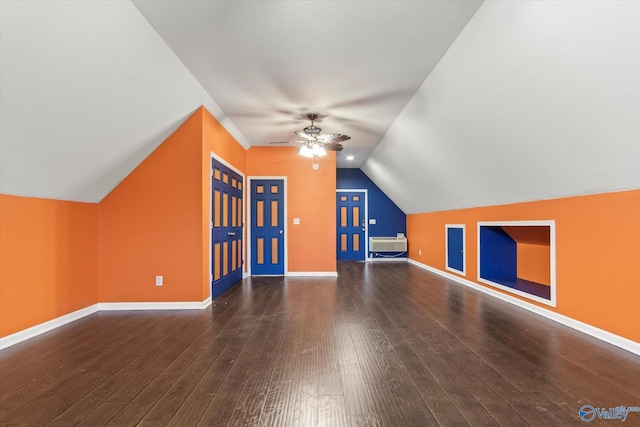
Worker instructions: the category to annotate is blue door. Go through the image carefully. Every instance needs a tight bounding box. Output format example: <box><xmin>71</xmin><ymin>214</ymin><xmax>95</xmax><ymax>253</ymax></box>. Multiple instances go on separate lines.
<box><xmin>337</xmin><ymin>191</ymin><xmax>366</xmax><ymax>261</ymax></box>
<box><xmin>251</xmin><ymin>179</ymin><xmax>285</xmax><ymax>275</ymax></box>
<box><xmin>446</xmin><ymin>225</ymin><xmax>465</xmax><ymax>275</ymax></box>
<box><xmin>211</xmin><ymin>160</ymin><xmax>244</xmax><ymax>298</ymax></box>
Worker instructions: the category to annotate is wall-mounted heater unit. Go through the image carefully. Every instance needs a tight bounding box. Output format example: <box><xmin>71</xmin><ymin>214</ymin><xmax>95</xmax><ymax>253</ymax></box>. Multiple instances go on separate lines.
<box><xmin>369</xmin><ymin>236</ymin><xmax>407</xmax><ymax>252</ymax></box>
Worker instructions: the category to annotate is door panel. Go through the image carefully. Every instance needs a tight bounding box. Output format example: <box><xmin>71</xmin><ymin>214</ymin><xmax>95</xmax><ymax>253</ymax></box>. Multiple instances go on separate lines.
<box><xmin>337</xmin><ymin>191</ymin><xmax>366</xmax><ymax>261</ymax></box>
<box><xmin>446</xmin><ymin>225</ymin><xmax>465</xmax><ymax>275</ymax></box>
<box><xmin>251</xmin><ymin>179</ymin><xmax>285</xmax><ymax>275</ymax></box>
<box><xmin>212</xmin><ymin>160</ymin><xmax>243</xmax><ymax>298</ymax></box>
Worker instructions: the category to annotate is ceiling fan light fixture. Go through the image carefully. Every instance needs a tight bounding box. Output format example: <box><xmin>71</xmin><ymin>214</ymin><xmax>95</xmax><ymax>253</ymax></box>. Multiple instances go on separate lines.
<box><xmin>312</xmin><ymin>144</ymin><xmax>327</xmax><ymax>157</ymax></box>
<box><xmin>271</xmin><ymin>112</ymin><xmax>348</xmax><ymax>161</ymax></box>
<box><xmin>299</xmin><ymin>145</ymin><xmax>314</xmax><ymax>158</ymax></box>
<box><xmin>303</xmin><ymin>125</ymin><xmax>321</xmax><ymax>135</ymax></box>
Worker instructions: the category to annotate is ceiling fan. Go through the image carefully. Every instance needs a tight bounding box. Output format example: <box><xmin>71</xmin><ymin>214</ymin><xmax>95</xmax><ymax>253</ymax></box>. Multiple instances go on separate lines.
<box><xmin>269</xmin><ymin>113</ymin><xmax>351</xmax><ymax>156</ymax></box>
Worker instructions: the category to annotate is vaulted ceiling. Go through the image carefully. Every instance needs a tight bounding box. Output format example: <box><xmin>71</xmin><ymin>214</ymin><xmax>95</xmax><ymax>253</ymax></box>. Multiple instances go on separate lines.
<box><xmin>132</xmin><ymin>0</ymin><xmax>482</xmax><ymax>168</ymax></box>
<box><xmin>1</xmin><ymin>1</ymin><xmax>638</xmax><ymax>212</ymax></box>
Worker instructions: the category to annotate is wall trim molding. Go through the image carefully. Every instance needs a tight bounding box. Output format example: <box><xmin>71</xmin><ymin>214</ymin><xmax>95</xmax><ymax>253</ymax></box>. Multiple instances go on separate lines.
<box><xmin>407</xmin><ymin>259</ymin><xmax>640</xmax><ymax>356</ymax></box>
<box><xmin>0</xmin><ymin>298</ymin><xmax>213</xmax><ymax>350</ymax></box>
<box><xmin>99</xmin><ymin>298</ymin><xmax>212</xmax><ymax>311</ymax></box>
<box><xmin>285</xmin><ymin>271</ymin><xmax>338</xmax><ymax>277</ymax></box>
<box><xmin>0</xmin><ymin>304</ymin><xmax>100</xmax><ymax>350</ymax></box>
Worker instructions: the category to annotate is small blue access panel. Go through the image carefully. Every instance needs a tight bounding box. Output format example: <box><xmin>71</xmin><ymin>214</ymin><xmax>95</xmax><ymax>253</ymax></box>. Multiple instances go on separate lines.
<box><xmin>446</xmin><ymin>226</ymin><xmax>465</xmax><ymax>274</ymax></box>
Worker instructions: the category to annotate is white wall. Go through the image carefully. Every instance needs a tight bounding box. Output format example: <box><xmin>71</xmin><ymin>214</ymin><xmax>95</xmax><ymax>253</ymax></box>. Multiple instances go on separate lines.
<box><xmin>362</xmin><ymin>0</ymin><xmax>640</xmax><ymax>214</ymax></box>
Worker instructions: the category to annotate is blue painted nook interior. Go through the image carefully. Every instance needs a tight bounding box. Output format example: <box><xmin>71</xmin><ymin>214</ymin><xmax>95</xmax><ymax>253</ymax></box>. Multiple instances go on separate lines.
<box><xmin>479</xmin><ymin>226</ymin><xmax>550</xmax><ymax>300</ymax></box>
<box><xmin>336</xmin><ymin>169</ymin><xmax>406</xmax><ymax>258</ymax></box>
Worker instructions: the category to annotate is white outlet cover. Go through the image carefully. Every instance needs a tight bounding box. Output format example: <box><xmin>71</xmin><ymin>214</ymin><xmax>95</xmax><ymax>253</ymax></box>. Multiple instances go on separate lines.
<box><xmin>293</xmin><ymin>218</ymin><xmax>300</xmax><ymax>225</ymax></box>
<box><xmin>156</xmin><ymin>275</ymin><xmax>163</xmax><ymax>286</ymax></box>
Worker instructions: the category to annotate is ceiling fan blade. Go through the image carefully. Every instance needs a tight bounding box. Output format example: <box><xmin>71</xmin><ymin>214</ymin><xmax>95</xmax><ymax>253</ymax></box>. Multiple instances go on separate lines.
<box><xmin>269</xmin><ymin>140</ymin><xmax>306</xmax><ymax>145</ymax></box>
<box><xmin>318</xmin><ymin>133</ymin><xmax>351</xmax><ymax>143</ymax></box>
<box><xmin>325</xmin><ymin>143</ymin><xmax>344</xmax><ymax>151</ymax></box>
<box><xmin>295</xmin><ymin>130</ymin><xmax>316</xmax><ymax>141</ymax></box>
<box><xmin>326</xmin><ymin>88</ymin><xmax>415</xmax><ymax>109</ymax></box>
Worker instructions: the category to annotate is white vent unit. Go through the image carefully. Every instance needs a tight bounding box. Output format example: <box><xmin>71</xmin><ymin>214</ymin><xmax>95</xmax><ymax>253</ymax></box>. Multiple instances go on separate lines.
<box><xmin>369</xmin><ymin>236</ymin><xmax>407</xmax><ymax>252</ymax></box>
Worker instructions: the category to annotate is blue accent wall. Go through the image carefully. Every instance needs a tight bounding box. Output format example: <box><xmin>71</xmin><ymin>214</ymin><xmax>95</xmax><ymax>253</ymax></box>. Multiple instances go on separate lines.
<box><xmin>336</xmin><ymin>168</ymin><xmax>406</xmax><ymax>239</ymax></box>
<box><xmin>479</xmin><ymin>226</ymin><xmax>517</xmax><ymax>281</ymax></box>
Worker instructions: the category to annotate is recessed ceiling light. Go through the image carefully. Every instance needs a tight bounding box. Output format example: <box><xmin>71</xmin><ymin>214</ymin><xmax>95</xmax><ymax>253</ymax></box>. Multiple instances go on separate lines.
<box><xmin>346</xmin><ymin>155</ymin><xmax>355</xmax><ymax>161</ymax></box>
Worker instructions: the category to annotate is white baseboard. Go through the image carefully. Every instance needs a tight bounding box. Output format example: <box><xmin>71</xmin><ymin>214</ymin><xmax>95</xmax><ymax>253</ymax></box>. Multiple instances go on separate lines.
<box><xmin>99</xmin><ymin>298</ymin><xmax>212</xmax><ymax>311</ymax></box>
<box><xmin>367</xmin><ymin>257</ymin><xmax>408</xmax><ymax>262</ymax></box>
<box><xmin>0</xmin><ymin>298</ymin><xmax>213</xmax><ymax>350</ymax></box>
<box><xmin>407</xmin><ymin>259</ymin><xmax>640</xmax><ymax>356</ymax></box>
<box><xmin>0</xmin><ymin>304</ymin><xmax>100</xmax><ymax>350</ymax></box>
<box><xmin>285</xmin><ymin>271</ymin><xmax>338</xmax><ymax>277</ymax></box>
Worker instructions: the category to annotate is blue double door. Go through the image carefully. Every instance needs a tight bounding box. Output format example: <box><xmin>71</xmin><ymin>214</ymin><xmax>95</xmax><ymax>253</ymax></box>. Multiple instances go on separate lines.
<box><xmin>250</xmin><ymin>179</ymin><xmax>285</xmax><ymax>275</ymax></box>
<box><xmin>337</xmin><ymin>191</ymin><xmax>366</xmax><ymax>261</ymax></box>
<box><xmin>211</xmin><ymin>159</ymin><xmax>244</xmax><ymax>298</ymax></box>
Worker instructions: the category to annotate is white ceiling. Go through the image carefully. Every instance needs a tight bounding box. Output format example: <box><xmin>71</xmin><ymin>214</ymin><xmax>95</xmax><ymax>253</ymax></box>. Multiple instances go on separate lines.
<box><xmin>132</xmin><ymin>0</ymin><xmax>483</xmax><ymax>168</ymax></box>
<box><xmin>2</xmin><ymin>1</ymin><xmax>638</xmax><ymax>212</ymax></box>
<box><xmin>0</xmin><ymin>0</ymin><xmax>483</xmax><ymax>203</ymax></box>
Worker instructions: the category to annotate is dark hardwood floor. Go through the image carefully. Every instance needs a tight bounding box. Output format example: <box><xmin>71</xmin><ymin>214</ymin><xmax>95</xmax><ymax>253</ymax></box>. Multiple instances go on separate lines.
<box><xmin>1</xmin><ymin>261</ymin><xmax>639</xmax><ymax>426</ymax></box>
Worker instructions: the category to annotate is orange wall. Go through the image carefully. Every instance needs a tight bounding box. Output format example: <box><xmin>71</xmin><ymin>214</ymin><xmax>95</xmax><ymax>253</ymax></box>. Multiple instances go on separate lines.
<box><xmin>407</xmin><ymin>189</ymin><xmax>640</xmax><ymax>343</ymax></box>
<box><xmin>201</xmin><ymin>107</ymin><xmax>247</xmax><ymax>173</ymax></box>
<box><xmin>503</xmin><ymin>226</ymin><xmax>551</xmax><ymax>285</ymax></box>
<box><xmin>99</xmin><ymin>109</ymin><xmax>205</xmax><ymax>302</ymax></box>
<box><xmin>0</xmin><ymin>195</ymin><xmax>99</xmax><ymax>337</ymax></box>
<box><xmin>99</xmin><ymin>107</ymin><xmax>249</xmax><ymax>303</ymax></box>
<box><xmin>517</xmin><ymin>243</ymin><xmax>551</xmax><ymax>285</ymax></box>
<box><xmin>246</xmin><ymin>147</ymin><xmax>337</xmax><ymax>273</ymax></box>
<box><xmin>1</xmin><ymin>107</ymin><xmax>249</xmax><ymax>339</ymax></box>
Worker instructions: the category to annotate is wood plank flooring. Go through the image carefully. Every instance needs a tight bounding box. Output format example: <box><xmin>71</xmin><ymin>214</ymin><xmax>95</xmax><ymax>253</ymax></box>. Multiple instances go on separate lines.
<box><xmin>1</xmin><ymin>261</ymin><xmax>639</xmax><ymax>426</ymax></box>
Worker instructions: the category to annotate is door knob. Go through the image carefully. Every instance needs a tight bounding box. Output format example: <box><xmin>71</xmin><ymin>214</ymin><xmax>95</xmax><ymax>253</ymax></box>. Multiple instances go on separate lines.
<box><xmin>227</xmin><ymin>232</ymin><xmax>235</xmax><ymax>236</ymax></box>
<box><xmin>279</xmin><ymin>230</ymin><xmax>283</xmax><ymax>235</ymax></box>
